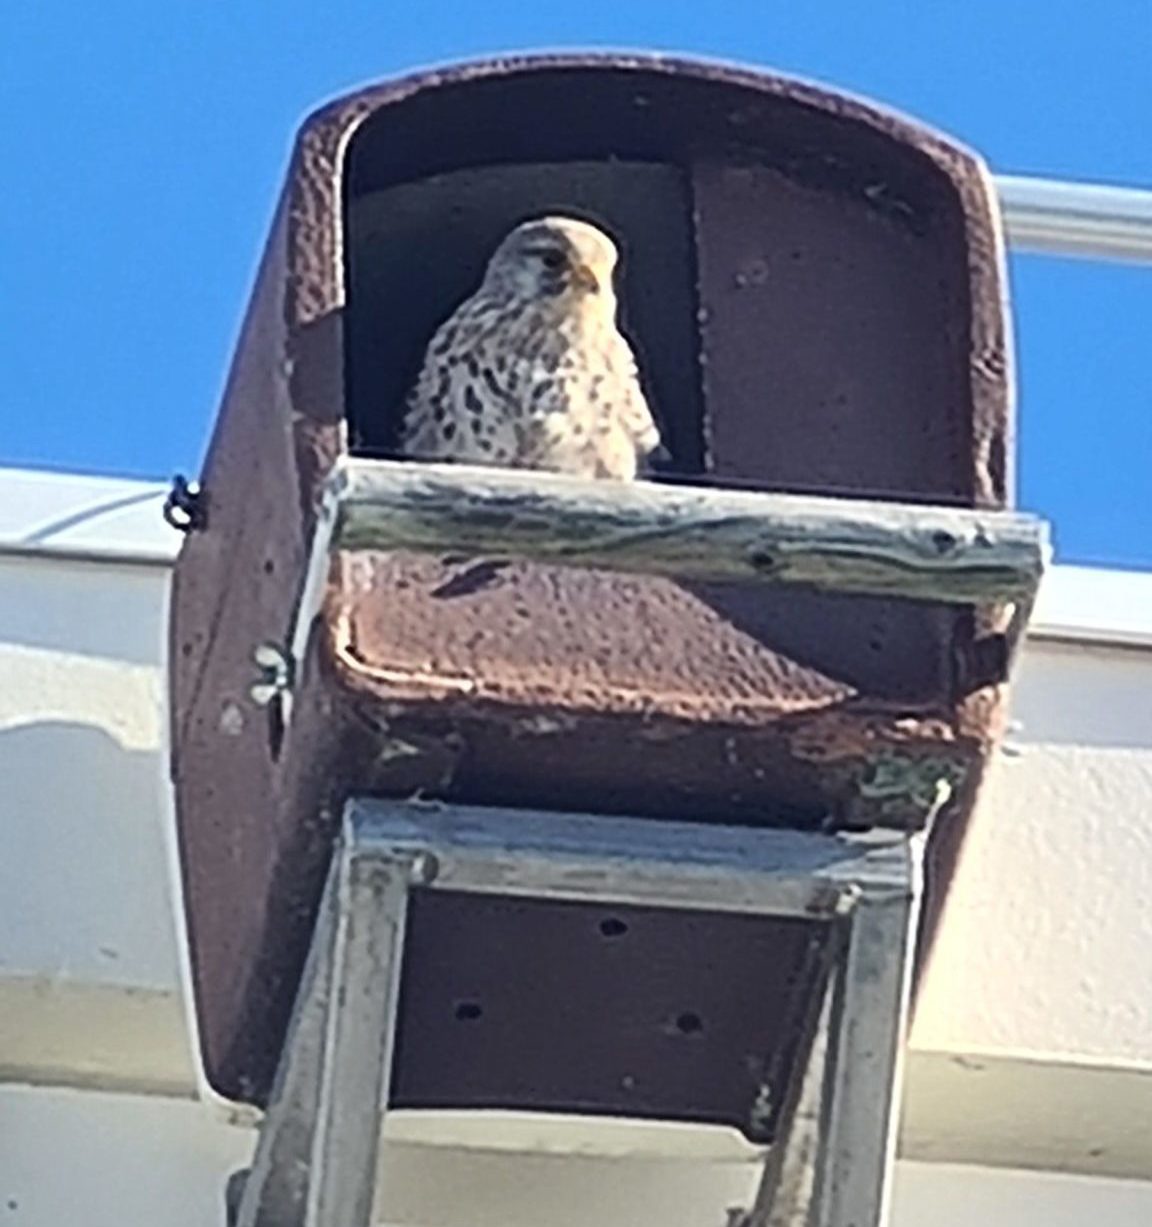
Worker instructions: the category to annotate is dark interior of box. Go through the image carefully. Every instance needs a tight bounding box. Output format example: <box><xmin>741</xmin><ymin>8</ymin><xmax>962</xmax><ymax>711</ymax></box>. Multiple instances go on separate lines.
<box><xmin>342</xmin><ymin>66</ymin><xmax>979</xmax><ymax>502</ymax></box>
<box><xmin>338</xmin><ymin>65</ymin><xmax>991</xmax><ymax>714</ymax></box>
<box><xmin>392</xmin><ymin>888</ymin><xmax>836</xmax><ymax>1140</ymax></box>
<box><xmin>345</xmin><ymin>158</ymin><xmax>703</xmax><ymax>471</ymax></box>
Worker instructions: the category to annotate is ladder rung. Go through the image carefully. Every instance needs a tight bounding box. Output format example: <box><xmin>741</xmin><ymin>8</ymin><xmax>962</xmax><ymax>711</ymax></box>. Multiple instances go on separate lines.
<box><xmin>352</xmin><ymin>799</ymin><xmax>911</xmax><ymax>918</ymax></box>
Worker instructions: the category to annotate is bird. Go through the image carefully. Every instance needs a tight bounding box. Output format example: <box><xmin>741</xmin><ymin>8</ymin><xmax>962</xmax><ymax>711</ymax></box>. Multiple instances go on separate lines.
<box><xmin>399</xmin><ymin>216</ymin><xmax>664</xmax><ymax>481</ymax></box>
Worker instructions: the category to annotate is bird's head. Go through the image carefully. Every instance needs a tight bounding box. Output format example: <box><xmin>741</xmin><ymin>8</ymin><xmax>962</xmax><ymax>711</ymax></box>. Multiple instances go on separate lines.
<box><xmin>483</xmin><ymin>216</ymin><xmax>620</xmax><ymax>307</ymax></box>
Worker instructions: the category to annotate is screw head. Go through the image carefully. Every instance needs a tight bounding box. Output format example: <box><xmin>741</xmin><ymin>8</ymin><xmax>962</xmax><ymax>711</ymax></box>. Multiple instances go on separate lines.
<box><xmin>408</xmin><ymin>851</ymin><xmax>441</xmax><ymax>886</ymax></box>
<box><xmin>250</xmin><ymin>642</ymin><xmax>294</xmax><ymax>706</ymax></box>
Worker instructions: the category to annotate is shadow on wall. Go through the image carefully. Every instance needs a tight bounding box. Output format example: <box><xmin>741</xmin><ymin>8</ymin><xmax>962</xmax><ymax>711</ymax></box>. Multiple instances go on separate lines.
<box><xmin>0</xmin><ymin>555</ymin><xmax>168</xmax><ymax>668</ymax></box>
<box><xmin>1005</xmin><ymin>641</ymin><xmax>1152</xmax><ymax>751</ymax></box>
<box><xmin>0</xmin><ymin>720</ymin><xmax>182</xmax><ymax>988</ymax></box>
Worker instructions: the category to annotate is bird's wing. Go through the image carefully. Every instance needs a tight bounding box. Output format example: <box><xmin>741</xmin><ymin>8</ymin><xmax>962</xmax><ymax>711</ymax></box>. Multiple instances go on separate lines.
<box><xmin>400</xmin><ymin>332</ymin><xmax>448</xmax><ymax>454</ymax></box>
<box><xmin>401</xmin><ymin>302</ymin><xmax>527</xmax><ymax>465</ymax></box>
<box><xmin>611</xmin><ymin>331</ymin><xmax>664</xmax><ymax>458</ymax></box>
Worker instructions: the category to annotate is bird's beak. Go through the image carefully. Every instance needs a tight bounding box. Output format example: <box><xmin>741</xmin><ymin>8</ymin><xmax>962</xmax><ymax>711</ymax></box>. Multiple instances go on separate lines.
<box><xmin>571</xmin><ymin>264</ymin><xmax>600</xmax><ymax>294</ymax></box>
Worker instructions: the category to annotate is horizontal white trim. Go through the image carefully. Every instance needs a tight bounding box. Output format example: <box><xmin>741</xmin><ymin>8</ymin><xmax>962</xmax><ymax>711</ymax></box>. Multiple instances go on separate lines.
<box><xmin>1031</xmin><ymin>564</ymin><xmax>1152</xmax><ymax>648</ymax></box>
<box><xmin>902</xmin><ymin>1049</ymin><xmax>1152</xmax><ymax>1181</ymax></box>
<box><xmin>0</xmin><ymin>976</ymin><xmax>197</xmax><ymax>1099</ymax></box>
<box><xmin>5</xmin><ymin>1082</ymin><xmax>1152</xmax><ymax>1227</ymax></box>
<box><xmin>0</xmin><ymin>466</ymin><xmax>178</xmax><ymax>565</ymax></box>
<box><xmin>3</xmin><ymin>468</ymin><xmax>1151</xmax><ymax>646</ymax></box>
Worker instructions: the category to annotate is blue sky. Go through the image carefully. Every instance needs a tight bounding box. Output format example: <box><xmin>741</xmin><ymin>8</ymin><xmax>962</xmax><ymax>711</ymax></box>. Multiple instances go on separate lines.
<box><xmin>1</xmin><ymin>2</ymin><xmax>1149</xmax><ymax>567</ymax></box>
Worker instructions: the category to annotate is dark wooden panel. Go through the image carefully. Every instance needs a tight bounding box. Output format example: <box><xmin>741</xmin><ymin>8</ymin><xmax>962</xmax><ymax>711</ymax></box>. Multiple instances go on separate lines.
<box><xmin>687</xmin><ymin>156</ymin><xmax>973</xmax><ymax>701</ymax></box>
<box><xmin>694</xmin><ymin>159</ymin><xmax>973</xmax><ymax>500</ymax></box>
<box><xmin>393</xmin><ymin>890</ymin><xmax>834</xmax><ymax>1141</ymax></box>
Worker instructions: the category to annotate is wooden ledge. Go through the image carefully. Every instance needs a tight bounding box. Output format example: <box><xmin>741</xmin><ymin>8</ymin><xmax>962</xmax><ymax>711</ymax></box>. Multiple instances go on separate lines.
<box><xmin>330</xmin><ymin>459</ymin><xmax>1049</xmax><ymax>606</ymax></box>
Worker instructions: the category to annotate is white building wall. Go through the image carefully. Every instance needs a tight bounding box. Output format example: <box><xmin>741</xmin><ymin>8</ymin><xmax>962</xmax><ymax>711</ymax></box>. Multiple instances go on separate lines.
<box><xmin>1</xmin><ymin>468</ymin><xmax>1151</xmax><ymax>1226</ymax></box>
<box><xmin>4</xmin><ymin>1085</ymin><xmax>1152</xmax><ymax>1227</ymax></box>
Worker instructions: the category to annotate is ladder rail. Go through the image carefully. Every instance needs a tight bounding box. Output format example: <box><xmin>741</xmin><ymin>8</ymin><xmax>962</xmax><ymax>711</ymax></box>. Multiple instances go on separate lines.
<box><xmin>233</xmin><ymin>798</ymin><xmax>923</xmax><ymax>1227</ymax></box>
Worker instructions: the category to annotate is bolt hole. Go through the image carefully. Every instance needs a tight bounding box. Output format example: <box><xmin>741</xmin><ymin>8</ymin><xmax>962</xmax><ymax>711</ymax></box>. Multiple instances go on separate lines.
<box><xmin>675</xmin><ymin>1011</ymin><xmax>704</xmax><ymax>1035</ymax></box>
<box><xmin>454</xmin><ymin>1001</ymin><xmax>483</xmax><ymax>1022</ymax></box>
<box><xmin>263</xmin><ymin>558</ymin><xmax>275</xmax><ymax>576</ymax></box>
<box><xmin>599</xmin><ymin>917</ymin><xmax>628</xmax><ymax>938</ymax></box>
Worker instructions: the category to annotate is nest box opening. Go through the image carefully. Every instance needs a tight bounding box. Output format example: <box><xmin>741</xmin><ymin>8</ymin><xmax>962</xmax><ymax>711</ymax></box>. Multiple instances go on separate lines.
<box><xmin>341</xmin><ymin>63</ymin><xmax>994</xmax><ymax>505</ymax></box>
<box><xmin>342</xmin><ymin>74</ymin><xmax>705</xmax><ymax>474</ymax></box>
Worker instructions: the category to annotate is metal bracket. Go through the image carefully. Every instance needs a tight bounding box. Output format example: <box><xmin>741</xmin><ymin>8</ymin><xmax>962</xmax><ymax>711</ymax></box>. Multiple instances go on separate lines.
<box><xmin>254</xmin><ymin>482</ymin><xmax>340</xmax><ymax>730</ymax></box>
<box><xmin>229</xmin><ymin>800</ymin><xmax>922</xmax><ymax>1227</ymax></box>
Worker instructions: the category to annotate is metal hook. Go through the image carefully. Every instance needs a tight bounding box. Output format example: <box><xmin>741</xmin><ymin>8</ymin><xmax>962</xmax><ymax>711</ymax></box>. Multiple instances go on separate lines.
<box><xmin>163</xmin><ymin>474</ymin><xmax>207</xmax><ymax>533</ymax></box>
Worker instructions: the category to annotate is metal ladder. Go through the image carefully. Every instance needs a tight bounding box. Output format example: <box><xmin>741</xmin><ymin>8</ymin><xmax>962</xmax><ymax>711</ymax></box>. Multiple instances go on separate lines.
<box><xmin>228</xmin><ymin>798</ymin><xmax>924</xmax><ymax>1227</ymax></box>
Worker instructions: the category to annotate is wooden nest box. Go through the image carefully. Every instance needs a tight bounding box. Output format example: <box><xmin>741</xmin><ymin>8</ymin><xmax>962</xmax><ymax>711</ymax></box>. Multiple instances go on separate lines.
<box><xmin>170</xmin><ymin>54</ymin><xmax>1036</xmax><ymax>1106</ymax></box>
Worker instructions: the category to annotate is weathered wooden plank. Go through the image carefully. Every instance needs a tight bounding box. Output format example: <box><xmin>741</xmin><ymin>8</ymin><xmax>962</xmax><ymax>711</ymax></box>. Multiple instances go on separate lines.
<box><xmin>331</xmin><ymin>460</ymin><xmax>1049</xmax><ymax>605</ymax></box>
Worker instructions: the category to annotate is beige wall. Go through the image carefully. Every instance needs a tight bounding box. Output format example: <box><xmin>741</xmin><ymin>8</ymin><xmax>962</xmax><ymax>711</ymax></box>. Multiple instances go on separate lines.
<box><xmin>2</xmin><ymin>468</ymin><xmax>1151</xmax><ymax>1223</ymax></box>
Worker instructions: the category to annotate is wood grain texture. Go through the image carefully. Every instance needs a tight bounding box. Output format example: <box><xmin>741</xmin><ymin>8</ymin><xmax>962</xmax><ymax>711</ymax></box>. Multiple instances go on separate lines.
<box><xmin>333</xmin><ymin>460</ymin><xmax>1048</xmax><ymax>605</ymax></box>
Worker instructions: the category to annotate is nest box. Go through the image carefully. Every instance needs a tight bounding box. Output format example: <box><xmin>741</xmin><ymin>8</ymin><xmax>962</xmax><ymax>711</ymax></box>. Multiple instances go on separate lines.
<box><xmin>170</xmin><ymin>54</ymin><xmax>1017</xmax><ymax>1103</ymax></box>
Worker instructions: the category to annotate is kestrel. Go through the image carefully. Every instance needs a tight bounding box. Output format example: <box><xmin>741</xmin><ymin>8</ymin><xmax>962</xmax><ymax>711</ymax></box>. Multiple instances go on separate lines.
<box><xmin>399</xmin><ymin>216</ymin><xmax>664</xmax><ymax>480</ymax></box>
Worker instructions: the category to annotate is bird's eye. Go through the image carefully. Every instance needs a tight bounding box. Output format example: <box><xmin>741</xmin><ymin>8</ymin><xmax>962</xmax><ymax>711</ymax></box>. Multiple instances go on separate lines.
<box><xmin>539</xmin><ymin>250</ymin><xmax>566</xmax><ymax>271</ymax></box>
